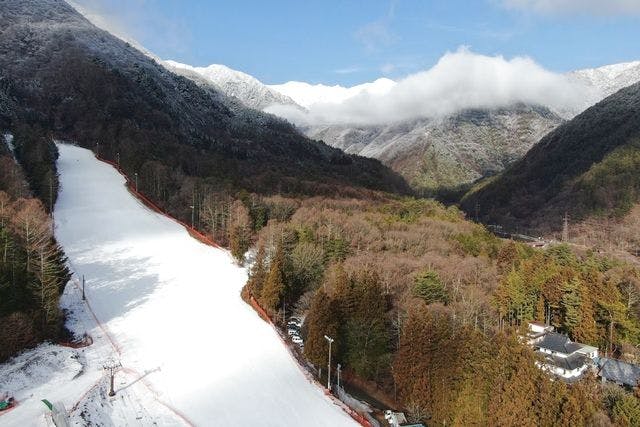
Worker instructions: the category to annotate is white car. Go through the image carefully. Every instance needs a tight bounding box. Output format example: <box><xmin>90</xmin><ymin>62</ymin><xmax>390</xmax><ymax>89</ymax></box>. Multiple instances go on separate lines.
<box><xmin>288</xmin><ymin>317</ymin><xmax>303</xmax><ymax>326</ymax></box>
<box><xmin>291</xmin><ymin>335</ymin><xmax>303</xmax><ymax>344</ymax></box>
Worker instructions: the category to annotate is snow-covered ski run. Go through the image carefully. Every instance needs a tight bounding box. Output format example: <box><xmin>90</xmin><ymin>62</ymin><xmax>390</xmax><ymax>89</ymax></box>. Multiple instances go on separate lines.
<box><xmin>0</xmin><ymin>143</ymin><xmax>356</xmax><ymax>426</ymax></box>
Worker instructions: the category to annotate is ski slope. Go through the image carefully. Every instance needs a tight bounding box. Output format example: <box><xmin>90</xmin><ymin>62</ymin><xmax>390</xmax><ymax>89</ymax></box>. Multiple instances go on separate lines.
<box><xmin>48</xmin><ymin>144</ymin><xmax>355</xmax><ymax>426</ymax></box>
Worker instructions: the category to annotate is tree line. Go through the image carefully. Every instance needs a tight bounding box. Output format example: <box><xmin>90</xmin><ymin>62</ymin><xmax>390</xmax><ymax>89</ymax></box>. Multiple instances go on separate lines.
<box><xmin>0</xmin><ymin>129</ymin><xmax>69</xmax><ymax>361</ymax></box>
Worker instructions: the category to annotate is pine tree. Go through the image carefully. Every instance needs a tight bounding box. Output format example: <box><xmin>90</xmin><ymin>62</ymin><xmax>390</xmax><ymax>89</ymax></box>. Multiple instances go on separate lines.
<box><xmin>246</xmin><ymin>244</ymin><xmax>267</xmax><ymax>298</ymax></box>
<box><xmin>304</xmin><ymin>289</ymin><xmax>340</xmax><ymax>368</ymax></box>
<box><xmin>259</xmin><ymin>243</ymin><xmax>285</xmax><ymax>314</ymax></box>
<box><xmin>229</xmin><ymin>224</ymin><xmax>251</xmax><ymax>263</ymax></box>
<box><xmin>561</xmin><ymin>277</ymin><xmax>582</xmax><ymax>335</ymax></box>
<box><xmin>341</xmin><ymin>271</ymin><xmax>389</xmax><ymax>380</ymax></box>
<box><xmin>413</xmin><ymin>269</ymin><xmax>448</xmax><ymax>305</ymax></box>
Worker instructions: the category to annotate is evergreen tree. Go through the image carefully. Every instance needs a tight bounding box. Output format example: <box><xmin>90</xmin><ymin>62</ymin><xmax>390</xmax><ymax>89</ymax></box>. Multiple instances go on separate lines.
<box><xmin>259</xmin><ymin>243</ymin><xmax>286</xmax><ymax>314</ymax></box>
<box><xmin>304</xmin><ymin>289</ymin><xmax>340</xmax><ymax>368</ymax></box>
<box><xmin>413</xmin><ymin>269</ymin><xmax>448</xmax><ymax>305</ymax></box>
<box><xmin>246</xmin><ymin>244</ymin><xmax>267</xmax><ymax>298</ymax></box>
<box><xmin>229</xmin><ymin>224</ymin><xmax>251</xmax><ymax>263</ymax></box>
<box><xmin>561</xmin><ymin>277</ymin><xmax>582</xmax><ymax>335</ymax></box>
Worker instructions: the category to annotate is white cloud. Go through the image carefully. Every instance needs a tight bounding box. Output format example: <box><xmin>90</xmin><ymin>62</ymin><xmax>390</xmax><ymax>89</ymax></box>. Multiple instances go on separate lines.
<box><xmin>266</xmin><ymin>47</ymin><xmax>599</xmax><ymax>126</ymax></box>
<box><xmin>501</xmin><ymin>0</ymin><xmax>640</xmax><ymax>16</ymax></box>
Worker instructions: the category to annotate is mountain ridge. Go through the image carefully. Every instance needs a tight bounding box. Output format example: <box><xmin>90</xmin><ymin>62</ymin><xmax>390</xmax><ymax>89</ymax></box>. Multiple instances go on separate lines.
<box><xmin>0</xmin><ymin>0</ymin><xmax>411</xmax><ymax>199</ymax></box>
<box><xmin>461</xmin><ymin>81</ymin><xmax>640</xmax><ymax>229</ymax></box>
<box><xmin>162</xmin><ymin>56</ymin><xmax>640</xmax><ymax>194</ymax></box>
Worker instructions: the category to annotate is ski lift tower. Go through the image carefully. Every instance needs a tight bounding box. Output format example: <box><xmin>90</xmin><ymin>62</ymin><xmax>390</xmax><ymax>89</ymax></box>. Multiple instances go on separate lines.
<box><xmin>103</xmin><ymin>358</ymin><xmax>122</xmax><ymax>397</ymax></box>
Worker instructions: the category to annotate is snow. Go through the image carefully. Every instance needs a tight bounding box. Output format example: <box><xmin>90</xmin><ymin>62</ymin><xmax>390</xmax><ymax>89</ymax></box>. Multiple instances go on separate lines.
<box><xmin>0</xmin><ymin>143</ymin><xmax>355</xmax><ymax>426</ymax></box>
<box><xmin>0</xmin><ymin>270</ymin><xmax>181</xmax><ymax>426</ymax></box>
<box><xmin>163</xmin><ymin>60</ymin><xmax>299</xmax><ymax>110</ymax></box>
<box><xmin>569</xmin><ymin>60</ymin><xmax>640</xmax><ymax>99</ymax></box>
<box><xmin>3</xmin><ymin>132</ymin><xmax>14</xmax><ymax>151</ymax></box>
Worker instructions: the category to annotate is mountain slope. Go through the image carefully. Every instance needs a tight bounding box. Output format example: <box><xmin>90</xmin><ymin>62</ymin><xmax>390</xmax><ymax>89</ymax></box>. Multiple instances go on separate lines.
<box><xmin>569</xmin><ymin>61</ymin><xmax>640</xmax><ymax>100</ymax></box>
<box><xmin>154</xmin><ymin>51</ymin><xmax>640</xmax><ymax>197</ymax></box>
<box><xmin>163</xmin><ymin>60</ymin><xmax>300</xmax><ymax>110</ymax></box>
<box><xmin>461</xmin><ymin>82</ymin><xmax>640</xmax><ymax>228</ymax></box>
<box><xmin>46</xmin><ymin>144</ymin><xmax>357</xmax><ymax>426</ymax></box>
<box><xmin>306</xmin><ymin>105</ymin><xmax>562</xmax><ymax>194</ymax></box>
<box><xmin>0</xmin><ymin>0</ymin><xmax>409</xmax><ymax>199</ymax></box>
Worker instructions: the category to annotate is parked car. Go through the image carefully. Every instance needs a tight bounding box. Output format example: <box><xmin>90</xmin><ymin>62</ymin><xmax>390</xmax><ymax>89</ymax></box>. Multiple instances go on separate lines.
<box><xmin>291</xmin><ymin>335</ymin><xmax>303</xmax><ymax>344</ymax></box>
<box><xmin>288</xmin><ymin>316</ymin><xmax>303</xmax><ymax>326</ymax></box>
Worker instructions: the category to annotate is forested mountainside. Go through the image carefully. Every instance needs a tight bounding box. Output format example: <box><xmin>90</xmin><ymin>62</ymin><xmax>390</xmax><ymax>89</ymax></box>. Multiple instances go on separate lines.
<box><xmin>461</xmin><ymin>82</ymin><xmax>640</xmax><ymax>232</ymax></box>
<box><xmin>0</xmin><ymin>0</ymin><xmax>410</xmax><ymax>207</ymax></box>
<box><xmin>238</xmin><ymin>195</ymin><xmax>640</xmax><ymax>425</ymax></box>
<box><xmin>0</xmin><ymin>132</ymin><xmax>70</xmax><ymax>362</ymax></box>
<box><xmin>174</xmin><ymin>58</ymin><xmax>640</xmax><ymax>197</ymax></box>
<box><xmin>306</xmin><ymin>105</ymin><xmax>562</xmax><ymax>196</ymax></box>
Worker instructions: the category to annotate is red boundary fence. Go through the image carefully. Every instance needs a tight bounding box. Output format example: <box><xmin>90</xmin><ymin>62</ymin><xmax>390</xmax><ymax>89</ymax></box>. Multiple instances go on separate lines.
<box><xmin>94</xmin><ymin>154</ymin><xmax>220</xmax><ymax>249</ymax></box>
<box><xmin>93</xmin><ymin>153</ymin><xmax>369</xmax><ymax>426</ymax></box>
<box><xmin>249</xmin><ymin>296</ymin><xmax>372</xmax><ymax>427</ymax></box>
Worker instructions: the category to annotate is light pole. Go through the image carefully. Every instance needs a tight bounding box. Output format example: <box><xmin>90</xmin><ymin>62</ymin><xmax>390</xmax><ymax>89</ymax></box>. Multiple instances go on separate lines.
<box><xmin>134</xmin><ymin>173</ymin><xmax>138</xmax><ymax>192</ymax></box>
<box><xmin>337</xmin><ymin>363</ymin><xmax>341</xmax><ymax>390</ymax></box>
<box><xmin>116</xmin><ymin>152</ymin><xmax>120</xmax><ymax>167</ymax></box>
<box><xmin>190</xmin><ymin>205</ymin><xmax>195</xmax><ymax>229</ymax></box>
<box><xmin>324</xmin><ymin>335</ymin><xmax>334</xmax><ymax>391</ymax></box>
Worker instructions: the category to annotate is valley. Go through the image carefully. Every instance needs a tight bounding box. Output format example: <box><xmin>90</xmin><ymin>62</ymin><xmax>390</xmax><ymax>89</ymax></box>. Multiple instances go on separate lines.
<box><xmin>2</xmin><ymin>0</ymin><xmax>640</xmax><ymax>426</ymax></box>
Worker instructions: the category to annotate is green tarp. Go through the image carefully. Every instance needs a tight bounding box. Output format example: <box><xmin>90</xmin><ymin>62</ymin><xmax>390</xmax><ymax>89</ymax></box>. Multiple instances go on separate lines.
<box><xmin>41</xmin><ymin>399</ymin><xmax>54</xmax><ymax>411</ymax></box>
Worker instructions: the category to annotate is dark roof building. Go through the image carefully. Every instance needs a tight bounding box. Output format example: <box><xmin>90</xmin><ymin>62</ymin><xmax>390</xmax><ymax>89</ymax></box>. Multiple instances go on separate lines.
<box><xmin>598</xmin><ymin>358</ymin><xmax>640</xmax><ymax>388</ymax></box>
<box><xmin>536</xmin><ymin>332</ymin><xmax>583</xmax><ymax>355</ymax></box>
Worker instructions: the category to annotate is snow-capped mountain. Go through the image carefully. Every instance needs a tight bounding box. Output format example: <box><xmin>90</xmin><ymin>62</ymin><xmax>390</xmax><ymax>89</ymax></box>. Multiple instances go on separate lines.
<box><xmin>159</xmin><ymin>56</ymin><xmax>640</xmax><ymax>194</ymax></box>
<box><xmin>569</xmin><ymin>60</ymin><xmax>640</xmax><ymax>100</ymax></box>
<box><xmin>163</xmin><ymin>60</ymin><xmax>299</xmax><ymax>110</ymax></box>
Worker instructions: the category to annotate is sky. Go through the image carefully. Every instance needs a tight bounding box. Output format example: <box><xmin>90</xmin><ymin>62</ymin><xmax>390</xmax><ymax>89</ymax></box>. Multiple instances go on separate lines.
<box><xmin>71</xmin><ymin>0</ymin><xmax>640</xmax><ymax>86</ymax></box>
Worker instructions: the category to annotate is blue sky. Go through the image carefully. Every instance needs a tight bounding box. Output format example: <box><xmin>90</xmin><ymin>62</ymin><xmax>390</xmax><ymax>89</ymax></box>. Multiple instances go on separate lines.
<box><xmin>75</xmin><ymin>0</ymin><xmax>640</xmax><ymax>85</ymax></box>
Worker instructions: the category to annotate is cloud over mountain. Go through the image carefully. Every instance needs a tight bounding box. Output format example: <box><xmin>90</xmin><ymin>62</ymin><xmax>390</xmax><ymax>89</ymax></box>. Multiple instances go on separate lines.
<box><xmin>267</xmin><ymin>47</ymin><xmax>598</xmax><ymax>126</ymax></box>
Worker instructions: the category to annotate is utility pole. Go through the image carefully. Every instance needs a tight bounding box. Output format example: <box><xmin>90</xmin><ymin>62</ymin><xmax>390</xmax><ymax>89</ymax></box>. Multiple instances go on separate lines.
<box><xmin>337</xmin><ymin>363</ymin><xmax>341</xmax><ymax>390</ymax></box>
<box><xmin>82</xmin><ymin>275</ymin><xmax>85</xmax><ymax>301</ymax></box>
<box><xmin>190</xmin><ymin>205</ymin><xmax>195</xmax><ymax>229</ymax></box>
<box><xmin>324</xmin><ymin>335</ymin><xmax>334</xmax><ymax>391</ymax></box>
<box><xmin>134</xmin><ymin>173</ymin><xmax>138</xmax><ymax>192</ymax></box>
<box><xmin>116</xmin><ymin>152</ymin><xmax>120</xmax><ymax>167</ymax></box>
<box><xmin>562</xmin><ymin>212</ymin><xmax>569</xmax><ymax>242</ymax></box>
<box><xmin>103</xmin><ymin>358</ymin><xmax>121</xmax><ymax>397</ymax></box>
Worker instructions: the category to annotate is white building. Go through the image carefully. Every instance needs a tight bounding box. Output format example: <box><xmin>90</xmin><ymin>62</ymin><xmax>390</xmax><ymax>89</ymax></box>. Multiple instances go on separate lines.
<box><xmin>526</xmin><ymin>323</ymin><xmax>598</xmax><ymax>381</ymax></box>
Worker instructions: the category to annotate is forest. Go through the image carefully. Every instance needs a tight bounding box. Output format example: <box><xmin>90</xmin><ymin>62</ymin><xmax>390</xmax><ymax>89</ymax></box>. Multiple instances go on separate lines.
<box><xmin>0</xmin><ymin>129</ymin><xmax>69</xmax><ymax>362</ymax></box>
<box><xmin>236</xmin><ymin>195</ymin><xmax>640</xmax><ymax>425</ymax></box>
<box><xmin>1</xmin><ymin>3</ymin><xmax>640</xmax><ymax>422</ymax></box>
